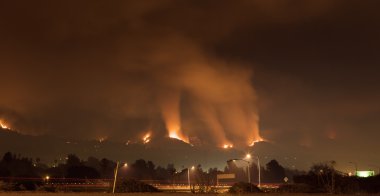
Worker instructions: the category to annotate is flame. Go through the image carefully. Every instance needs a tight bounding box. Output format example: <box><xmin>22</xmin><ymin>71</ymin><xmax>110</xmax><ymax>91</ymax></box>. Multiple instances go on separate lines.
<box><xmin>223</xmin><ymin>144</ymin><xmax>233</xmax><ymax>149</ymax></box>
<box><xmin>142</xmin><ymin>132</ymin><xmax>151</xmax><ymax>144</ymax></box>
<box><xmin>159</xmin><ymin>90</ymin><xmax>190</xmax><ymax>144</ymax></box>
<box><xmin>0</xmin><ymin>120</ymin><xmax>10</xmax><ymax>130</ymax></box>
<box><xmin>249</xmin><ymin>137</ymin><xmax>264</xmax><ymax>147</ymax></box>
<box><xmin>169</xmin><ymin>131</ymin><xmax>189</xmax><ymax>143</ymax></box>
<box><xmin>98</xmin><ymin>137</ymin><xmax>107</xmax><ymax>143</ymax></box>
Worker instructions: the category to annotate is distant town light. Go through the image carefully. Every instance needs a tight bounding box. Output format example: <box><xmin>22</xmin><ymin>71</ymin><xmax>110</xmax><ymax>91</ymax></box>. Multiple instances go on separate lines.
<box><xmin>356</xmin><ymin>171</ymin><xmax>375</xmax><ymax>178</ymax></box>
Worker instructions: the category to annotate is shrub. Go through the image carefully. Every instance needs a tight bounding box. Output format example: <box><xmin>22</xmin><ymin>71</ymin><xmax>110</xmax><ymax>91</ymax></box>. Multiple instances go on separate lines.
<box><xmin>228</xmin><ymin>182</ymin><xmax>262</xmax><ymax>193</ymax></box>
<box><xmin>278</xmin><ymin>183</ymin><xmax>313</xmax><ymax>193</ymax></box>
<box><xmin>115</xmin><ymin>179</ymin><xmax>159</xmax><ymax>193</ymax></box>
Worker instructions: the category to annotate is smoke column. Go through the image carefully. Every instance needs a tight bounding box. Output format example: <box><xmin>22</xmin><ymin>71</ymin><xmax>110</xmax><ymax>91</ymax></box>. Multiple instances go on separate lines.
<box><xmin>134</xmin><ymin>36</ymin><xmax>263</xmax><ymax>147</ymax></box>
<box><xmin>0</xmin><ymin>1</ymin><xmax>270</xmax><ymax>148</ymax></box>
<box><xmin>158</xmin><ymin>89</ymin><xmax>189</xmax><ymax>143</ymax></box>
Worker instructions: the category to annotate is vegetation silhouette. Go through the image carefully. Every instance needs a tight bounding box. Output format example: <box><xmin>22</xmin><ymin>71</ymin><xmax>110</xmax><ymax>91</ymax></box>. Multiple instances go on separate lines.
<box><xmin>0</xmin><ymin>152</ymin><xmax>379</xmax><ymax>193</ymax></box>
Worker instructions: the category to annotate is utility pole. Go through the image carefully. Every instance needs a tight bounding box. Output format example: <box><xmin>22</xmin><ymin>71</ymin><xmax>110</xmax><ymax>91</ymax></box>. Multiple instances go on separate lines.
<box><xmin>257</xmin><ymin>156</ymin><xmax>261</xmax><ymax>187</ymax></box>
<box><xmin>187</xmin><ymin>166</ymin><xmax>194</xmax><ymax>192</ymax></box>
<box><xmin>112</xmin><ymin>161</ymin><xmax>128</xmax><ymax>194</ymax></box>
<box><xmin>112</xmin><ymin>161</ymin><xmax>120</xmax><ymax>194</ymax></box>
<box><xmin>247</xmin><ymin>161</ymin><xmax>251</xmax><ymax>184</ymax></box>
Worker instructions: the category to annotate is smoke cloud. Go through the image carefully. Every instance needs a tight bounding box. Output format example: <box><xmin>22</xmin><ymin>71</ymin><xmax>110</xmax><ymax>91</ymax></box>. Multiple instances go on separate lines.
<box><xmin>0</xmin><ymin>0</ymin><xmax>338</xmax><ymax>147</ymax></box>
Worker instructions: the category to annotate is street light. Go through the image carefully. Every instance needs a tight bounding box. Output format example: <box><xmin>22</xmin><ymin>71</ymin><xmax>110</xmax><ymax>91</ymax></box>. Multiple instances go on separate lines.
<box><xmin>228</xmin><ymin>154</ymin><xmax>261</xmax><ymax>187</ymax></box>
<box><xmin>245</xmin><ymin>153</ymin><xmax>261</xmax><ymax>187</ymax></box>
<box><xmin>44</xmin><ymin>175</ymin><xmax>50</xmax><ymax>184</ymax></box>
<box><xmin>255</xmin><ymin>156</ymin><xmax>261</xmax><ymax>187</ymax></box>
<box><xmin>227</xmin><ymin>158</ymin><xmax>251</xmax><ymax>183</ymax></box>
<box><xmin>112</xmin><ymin>161</ymin><xmax>128</xmax><ymax>194</ymax></box>
<box><xmin>188</xmin><ymin>166</ymin><xmax>195</xmax><ymax>191</ymax></box>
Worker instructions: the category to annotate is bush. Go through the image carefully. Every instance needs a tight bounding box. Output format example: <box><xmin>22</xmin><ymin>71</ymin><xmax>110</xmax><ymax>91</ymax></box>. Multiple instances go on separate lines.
<box><xmin>228</xmin><ymin>182</ymin><xmax>262</xmax><ymax>193</ymax></box>
<box><xmin>115</xmin><ymin>179</ymin><xmax>159</xmax><ymax>193</ymax></box>
<box><xmin>278</xmin><ymin>183</ymin><xmax>313</xmax><ymax>193</ymax></box>
<box><xmin>0</xmin><ymin>181</ymin><xmax>16</xmax><ymax>191</ymax></box>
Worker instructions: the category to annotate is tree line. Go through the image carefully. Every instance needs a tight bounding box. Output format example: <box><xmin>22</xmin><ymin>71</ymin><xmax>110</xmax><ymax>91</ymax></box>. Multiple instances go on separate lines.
<box><xmin>7</xmin><ymin>151</ymin><xmax>378</xmax><ymax>194</ymax></box>
<box><xmin>0</xmin><ymin>151</ymin><xmax>295</xmax><ymax>191</ymax></box>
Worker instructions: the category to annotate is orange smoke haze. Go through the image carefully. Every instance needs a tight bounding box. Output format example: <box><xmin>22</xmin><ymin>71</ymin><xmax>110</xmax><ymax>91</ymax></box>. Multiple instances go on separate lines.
<box><xmin>158</xmin><ymin>89</ymin><xmax>189</xmax><ymax>143</ymax></box>
<box><xmin>0</xmin><ymin>1</ymin><xmax>270</xmax><ymax>147</ymax></box>
<box><xmin>138</xmin><ymin>36</ymin><xmax>263</xmax><ymax>147</ymax></box>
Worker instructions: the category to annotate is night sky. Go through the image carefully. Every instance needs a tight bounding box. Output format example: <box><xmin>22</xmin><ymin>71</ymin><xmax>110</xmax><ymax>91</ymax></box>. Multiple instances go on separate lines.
<box><xmin>0</xmin><ymin>1</ymin><xmax>379</xmax><ymax>171</ymax></box>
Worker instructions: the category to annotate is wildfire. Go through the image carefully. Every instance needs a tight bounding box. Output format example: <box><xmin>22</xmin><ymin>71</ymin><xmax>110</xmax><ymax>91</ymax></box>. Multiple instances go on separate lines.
<box><xmin>98</xmin><ymin>137</ymin><xmax>107</xmax><ymax>143</ymax></box>
<box><xmin>249</xmin><ymin>138</ymin><xmax>265</xmax><ymax>146</ymax></box>
<box><xmin>0</xmin><ymin>120</ymin><xmax>10</xmax><ymax>130</ymax></box>
<box><xmin>223</xmin><ymin>144</ymin><xmax>233</xmax><ymax>149</ymax></box>
<box><xmin>169</xmin><ymin>131</ymin><xmax>189</xmax><ymax>143</ymax></box>
<box><xmin>142</xmin><ymin>132</ymin><xmax>151</xmax><ymax>144</ymax></box>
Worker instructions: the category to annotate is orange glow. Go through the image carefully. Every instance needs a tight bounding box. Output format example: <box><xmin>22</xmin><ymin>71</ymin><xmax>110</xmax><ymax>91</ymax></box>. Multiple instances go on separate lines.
<box><xmin>326</xmin><ymin>128</ymin><xmax>337</xmax><ymax>140</ymax></box>
<box><xmin>249</xmin><ymin>137</ymin><xmax>264</xmax><ymax>146</ymax></box>
<box><xmin>246</xmin><ymin>120</ymin><xmax>264</xmax><ymax>147</ymax></box>
<box><xmin>98</xmin><ymin>137</ymin><xmax>107</xmax><ymax>143</ymax></box>
<box><xmin>142</xmin><ymin>132</ymin><xmax>151</xmax><ymax>144</ymax></box>
<box><xmin>169</xmin><ymin>130</ymin><xmax>189</xmax><ymax>143</ymax></box>
<box><xmin>0</xmin><ymin>120</ymin><xmax>10</xmax><ymax>130</ymax></box>
<box><xmin>165</xmin><ymin>121</ymin><xmax>189</xmax><ymax>143</ymax></box>
<box><xmin>159</xmin><ymin>90</ymin><xmax>190</xmax><ymax>144</ymax></box>
<box><xmin>223</xmin><ymin>144</ymin><xmax>233</xmax><ymax>149</ymax></box>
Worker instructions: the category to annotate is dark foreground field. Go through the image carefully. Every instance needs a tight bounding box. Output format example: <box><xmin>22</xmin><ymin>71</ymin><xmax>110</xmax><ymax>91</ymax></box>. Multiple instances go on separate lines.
<box><xmin>1</xmin><ymin>193</ymin><xmax>380</xmax><ymax>196</ymax></box>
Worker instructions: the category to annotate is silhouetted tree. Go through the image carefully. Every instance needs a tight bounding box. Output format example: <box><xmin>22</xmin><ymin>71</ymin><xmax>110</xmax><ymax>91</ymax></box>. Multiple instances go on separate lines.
<box><xmin>84</xmin><ymin>156</ymin><xmax>101</xmax><ymax>171</ymax></box>
<box><xmin>66</xmin><ymin>165</ymin><xmax>100</xmax><ymax>179</ymax></box>
<box><xmin>66</xmin><ymin>154</ymin><xmax>81</xmax><ymax>167</ymax></box>
<box><xmin>2</xmin><ymin>152</ymin><xmax>13</xmax><ymax>163</ymax></box>
<box><xmin>115</xmin><ymin>179</ymin><xmax>159</xmax><ymax>193</ymax></box>
<box><xmin>99</xmin><ymin>158</ymin><xmax>116</xmax><ymax>178</ymax></box>
<box><xmin>264</xmin><ymin>159</ymin><xmax>285</xmax><ymax>183</ymax></box>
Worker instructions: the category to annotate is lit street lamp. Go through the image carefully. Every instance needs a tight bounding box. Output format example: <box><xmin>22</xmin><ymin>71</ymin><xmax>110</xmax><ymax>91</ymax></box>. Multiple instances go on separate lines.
<box><xmin>227</xmin><ymin>158</ymin><xmax>251</xmax><ymax>183</ymax></box>
<box><xmin>44</xmin><ymin>175</ymin><xmax>50</xmax><ymax>184</ymax></box>
<box><xmin>112</xmin><ymin>161</ymin><xmax>128</xmax><ymax>194</ymax></box>
<box><xmin>245</xmin><ymin>153</ymin><xmax>261</xmax><ymax>187</ymax></box>
<box><xmin>254</xmin><ymin>156</ymin><xmax>261</xmax><ymax>187</ymax></box>
<box><xmin>227</xmin><ymin>154</ymin><xmax>261</xmax><ymax>187</ymax></box>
